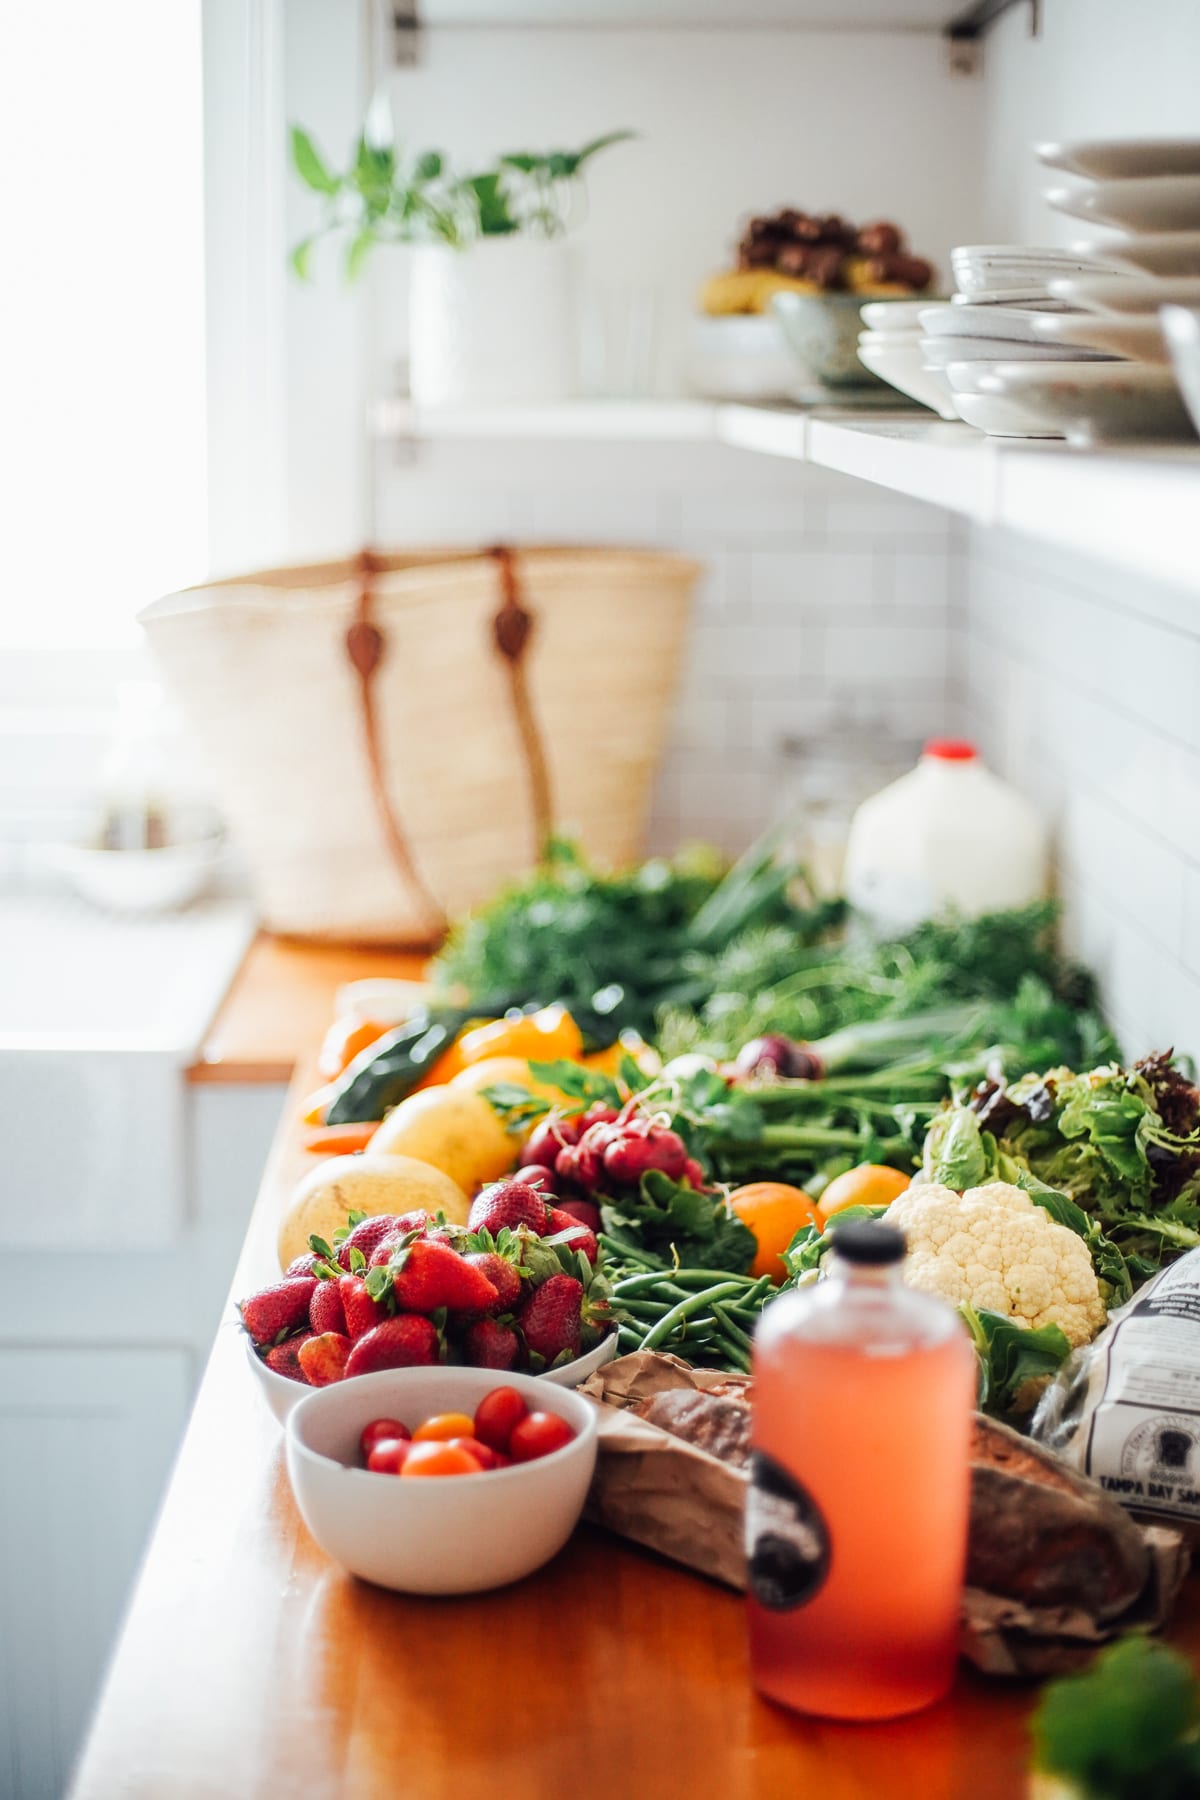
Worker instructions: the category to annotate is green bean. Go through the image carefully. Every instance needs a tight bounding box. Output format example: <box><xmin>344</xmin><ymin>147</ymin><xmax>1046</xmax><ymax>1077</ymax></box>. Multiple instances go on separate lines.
<box><xmin>711</xmin><ymin>1302</ymin><xmax>754</xmax><ymax>1351</ymax></box>
<box><xmin>637</xmin><ymin>1281</ymin><xmax>750</xmax><ymax>1352</ymax></box>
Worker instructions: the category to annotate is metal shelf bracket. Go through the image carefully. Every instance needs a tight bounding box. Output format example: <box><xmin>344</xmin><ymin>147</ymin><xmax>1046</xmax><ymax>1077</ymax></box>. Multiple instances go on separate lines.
<box><xmin>944</xmin><ymin>0</ymin><xmax>1040</xmax><ymax>74</ymax></box>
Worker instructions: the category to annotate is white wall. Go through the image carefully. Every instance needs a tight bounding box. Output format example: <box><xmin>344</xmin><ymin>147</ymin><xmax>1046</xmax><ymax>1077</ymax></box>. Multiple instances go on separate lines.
<box><xmin>978</xmin><ymin>0</ymin><xmax>1200</xmax><ymax>246</ymax></box>
<box><xmin>355</xmin><ymin>24</ymin><xmax>983</xmax><ymax>405</ymax></box>
<box><xmin>957</xmin><ymin>527</ymin><xmax>1200</xmax><ymax>1060</ymax></box>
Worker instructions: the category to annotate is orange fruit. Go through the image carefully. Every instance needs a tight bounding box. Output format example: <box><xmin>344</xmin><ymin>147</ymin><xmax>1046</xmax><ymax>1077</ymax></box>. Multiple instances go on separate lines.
<box><xmin>368</xmin><ymin>1085</ymin><xmax>517</xmax><ymax>1195</ymax></box>
<box><xmin>817</xmin><ymin>1163</ymin><xmax>911</xmax><ymax>1224</ymax></box>
<box><xmin>728</xmin><ymin>1182</ymin><xmax>823</xmax><ymax>1283</ymax></box>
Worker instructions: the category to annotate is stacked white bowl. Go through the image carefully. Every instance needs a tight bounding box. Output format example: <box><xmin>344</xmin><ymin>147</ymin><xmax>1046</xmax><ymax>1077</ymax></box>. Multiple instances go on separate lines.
<box><xmin>856</xmin><ymin>300</ymin><xmax>960</xmax><ymax>419</ymax></box>
<box><xmin>919</xmin><ymin>245</ymin><xmax>1126</xmax><ymax>439</ymax></box>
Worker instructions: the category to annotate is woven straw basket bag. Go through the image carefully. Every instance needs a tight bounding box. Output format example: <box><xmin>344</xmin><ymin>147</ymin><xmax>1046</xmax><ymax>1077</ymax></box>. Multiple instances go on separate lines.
<box><xmin>140</xmin><ymin>545</ymin><xmax>700</xmax><ymax>944</ymax></box>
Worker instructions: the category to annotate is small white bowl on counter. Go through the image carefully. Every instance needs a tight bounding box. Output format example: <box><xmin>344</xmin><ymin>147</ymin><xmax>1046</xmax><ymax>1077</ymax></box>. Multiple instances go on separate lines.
<box><xmin>244</xmin><ymin>1327</ymin><xmax>618</xmax><ymax>1425</ymax></box>
<box><xmin>286</xmin><ymin>1365</ymin><xmax>598</xmax><ymax>1594</ymax></box>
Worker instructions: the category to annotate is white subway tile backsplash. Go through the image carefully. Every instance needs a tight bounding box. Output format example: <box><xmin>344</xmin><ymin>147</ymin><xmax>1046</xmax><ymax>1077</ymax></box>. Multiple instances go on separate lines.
<box><xmin>749</xmin><ymin>549</ymin><xmax>879</xmax><ymax>615</ymax></box>
<box><xmin>826</xmin><ymin>621</ymin><xmax>948</xmax><ymax>686</ymax></box>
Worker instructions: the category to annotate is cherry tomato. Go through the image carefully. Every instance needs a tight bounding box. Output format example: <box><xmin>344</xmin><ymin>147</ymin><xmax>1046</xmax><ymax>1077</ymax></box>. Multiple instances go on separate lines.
<box><xmin>366</xmin><ymin>1438</ymin><xmax>413</xmax><ymax>1475</ymax></box>
<box><xmin>412</xmin><ymin>1411</ymin><xmax>476</xmax><ymax>1443</ymax></box>
<box><xmin>400</xmin><ymin>1442</ymin><xmax>482</xmax><ymax>1478</ymax></box>
<box><xmin>360</xmin><ymin>1418</ymin><xmax>411</xmax><ymax>1460</ymax></box>
<box><xmin>446</xmin><ymin>1436</ymin><xmax>501</xmax><ymax>1471</ymax></box>
<box><xmin>509</xmin><ymin>1411</ymin><xmax>575</xmax><ymax>1463</ymax></box>
<box><xmin>474</xmin><ymin>1386</ymin><xmax>529</xmax><ymax>1454</ymax></box>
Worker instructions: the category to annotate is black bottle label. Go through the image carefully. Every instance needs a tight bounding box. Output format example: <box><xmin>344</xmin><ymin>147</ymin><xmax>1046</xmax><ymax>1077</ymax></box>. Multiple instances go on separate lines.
<box><xmin>746</xmin><ymin>1450</ymin><xmax>831</xmax><ymax>1612</ymax></box>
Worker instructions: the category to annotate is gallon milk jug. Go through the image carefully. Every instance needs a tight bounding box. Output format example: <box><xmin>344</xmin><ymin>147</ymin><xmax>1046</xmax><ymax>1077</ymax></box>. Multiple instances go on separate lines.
<box><xmin>843</xmin><ymin>739</ymin><xmax>1047</xmax><ymax>934</ymax></box>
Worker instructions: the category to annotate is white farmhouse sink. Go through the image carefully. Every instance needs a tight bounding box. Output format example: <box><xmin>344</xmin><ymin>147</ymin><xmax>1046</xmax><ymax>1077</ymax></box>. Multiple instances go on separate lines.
<box><xmin>0</xmin><ymin>897</ymin><xmax>256</xmax><ymax>1248</ymax></box>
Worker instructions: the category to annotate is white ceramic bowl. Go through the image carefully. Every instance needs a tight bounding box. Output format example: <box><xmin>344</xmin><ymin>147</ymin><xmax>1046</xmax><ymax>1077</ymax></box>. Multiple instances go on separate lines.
<box><xmin>1039</xmin><ymin>140</ymin><xmax>1200</xmax><ymax>181</ymax></box>
<box><xmin>920</xmin><ymin>334</ymin><xmax>1110</xmax><ymax>367</ymax></box>
<box><xmin>286</xmin><ymin>1365</ymin><xmax>598</xmax><ymax>1594</ymax></box>
<box><xmin>1046</xmin><ymin>176</ymin><xmax>1200</xmax><ymax>233</ymax></box>
<box><xmin>951</xmin><ymin>244</ymin><xmax>1121</xmax><ymax>297</ymax></box>
<box><xmin>1049</xmin><ymin>273</ymin><xmax>1200</xmax><ymax>317</ymax></box>
<box><xmin>952</xmin><ymin>392</ymin><xmax>1064</xmax><ymax>440</ymax></box>
<box><xmin>1074</xmin><ymin>232</ymin><xmax>1200</xmax><ymax>279</ymax></box>
<box><xmin>920</xmin><ymin>302</ymin><xmax>1070</xmax><ymax>345</ymax></box>
<box><xmin>245</xmin><ymin>1327</ymin><xmax>618</xmax><ymax>1425</ymax></box>
<box><xmin>974</xmin><ymin>360</ymin><xmax>1195</xmax><ymax>446</ymax></box>
<box><xmin>686</xmin><ymin>314</ymin><xmax>798</xmax><ymax>402</ymax></box>
<box><xmin>859</xmin><ymin>299</ymin><xmax>939</xmax><ymax>332</ymax></box>
<box><xmin>1160</xmin><ymin>305</ymin><xmax>1200</xmax><ymax>438</ymax></box>
<box><xmin>1030</xmin><ymin>310</ymin><xmax>1168</xmax><ymax>364</ymax></box>
<box><xmin>46</xmin><ymin>835</ymin><xmax>223</xmax><ymax>913</ymax></box>
<box><xmin>857</xmin><ymin>340</ymin><xmax>959</xmax><ymax>418</ymax></box>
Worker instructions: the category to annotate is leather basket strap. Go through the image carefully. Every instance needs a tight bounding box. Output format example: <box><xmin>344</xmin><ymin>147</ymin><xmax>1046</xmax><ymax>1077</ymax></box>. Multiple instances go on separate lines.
<box><xmin>344</xmin><ymin>550</ymin><xmax>449</xmax><ymax>940</ymax></box>
<box><xmin>486</xmin><ymin>544</ymin><xmax>554</xmax><ymax>861</ymax></box>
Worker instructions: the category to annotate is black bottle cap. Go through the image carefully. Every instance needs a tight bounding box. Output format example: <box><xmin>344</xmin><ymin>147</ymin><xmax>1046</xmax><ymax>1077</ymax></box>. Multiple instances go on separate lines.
<box><xmin>829</xmin><ymin>1220</ymin><xmax>906</xmax><ymax>1265</ymax></box>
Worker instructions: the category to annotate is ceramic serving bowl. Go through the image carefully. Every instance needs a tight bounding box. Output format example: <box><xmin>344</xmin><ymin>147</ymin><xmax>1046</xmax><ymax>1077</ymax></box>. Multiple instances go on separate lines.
<box><xmin>920</xmin><ymin>302</ymin><xmax>1073</xmax><ymax>345</ymax></box>
<box><xmin>857</xmin><ymin>339</ymin><xmax>959</xmax><ymax>418</ymax></box>
<box><xmin>1048</xmin><ymin>273</ymin><xmax>1200</xmax><ymax>317</ymax></box>
<box><xmin>772</xmin><ymin>291</ymin><xmax>898</xmax><ymax>388</ymax></box>
<box><xmin>245</xmin><ymin>1328</ymin><xmax>618</xmax><ymax>1426</ymax></box>
<box><xmin>1046</xmin><ymin>175</ymin><xmax>1200</xmax><ymax>233</ymax></box>
<box><xmin>944</xmin><ymin>362</ymin><xmax>1064</xmax><ymax>438</ymax></box>
<box><xmin>45</xmin><ymin>834</ymin><xmax>224</xmax><ymax>913</ymax></box>
<box><xmin>686</xmin><ymin>314</ymin><xmax>798</xmax><ymax>402</ymax></box>
<box><xmin>950</xmin><ymin>244</ymin><xmax>1121</xmax><ymax>298</ymax></box>
<box><xmin>285</xmin><ymin>1366</ymin><xmax>598</xmax><ymax>1594</ymax></box>
<box><xmin>1161</xmin><ymin>305</ymin><xmax>1200</xmax><ymax>438</ymax></box>
<box><xmin>1030</xmin><ymin>311</ymin><xmax>1169</xmax><ymax>364</ymax></box>
<box><xmin>920</xmin><ymin>334</ymin><xmax>1110</xmax><ymax>367</ymax></box>
<box><xmin>973</xmin><ymin>360</ymin><xmax>1195</xmax><ymax>446</ymax></box>
<box><xmin>1074</xmin><ymin>232</ymin><xmax>1200</xmax><ymax>279</ymax></box>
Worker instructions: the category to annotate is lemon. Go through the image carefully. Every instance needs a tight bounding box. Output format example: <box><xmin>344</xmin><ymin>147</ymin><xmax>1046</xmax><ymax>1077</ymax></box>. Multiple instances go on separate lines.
<box><xmin>449</xmin><ymin>1056</ymin><xmax>580</xmax><ymax>1109</ymax></box>
<box><xmin>277</xmin><ymin>1152</ymin><xmax>469</xmax><ymax>1270</ymax></box>
<box><xmin>368</xmin><ymin>1086</ymin><xmax>518</xmax><ymax>1198</ymax></box>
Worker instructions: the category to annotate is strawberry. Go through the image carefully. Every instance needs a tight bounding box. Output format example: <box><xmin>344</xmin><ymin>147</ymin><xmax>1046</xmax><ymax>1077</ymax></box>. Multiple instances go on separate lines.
<box><xmin>603</xmin><ymin>1119</ymin><xmax>688</xmax><ymax>1186</ymax></box>
<box><xmin>463</xmin><ymin>1318</ymin><xmax>520</xmax><ymax>1370</ymax></box>
<box><xmin>468</xmin><ymin>1181</ymin><xmax>549</xmax><ymax>1237</ymax></box>
<box><xmin>368</xmin><ymin>1215</ymin><xmax>455</xmax><ymax>1268</ymax></box>
<box><xmin>298</xmin><ymin>1332</ymin><xmax>351</xmax><ymax>1385</ymax></box>
<box><xmin>336</xmin><ymin>1214</ymin><xmax>398</xmax><ymax>1270</ymax></box>
<box><xmin>554</xmin><ymin>1197</ymin><xmax>601</xmax><ymax>1232</ymax></box>
<box><xmin>264</xmin><ymin>1332</ymin><xmax>314</xmax><ymax>1382</ymax></box>
<box><xmin>338</xmin><ymin>1273</ymin><xmax>391</xmax><ymax>1340</ymax></box>
<box><xmin>518</xmin><ymin>1273</ymin><xmax>583</xmax><ymax>1365</ymax></box>
<box><xmin>310</xmin><ymin>1278</ymin><xmax>348</xmax><ymax>1336</ymax></box>
<box><xmin>386</xmin><ymin>1239</ymin><xmax>499</xmax><ymax>1314</ymax></box>
<box><xmin>344</xmin><ymin>1315</ymin><xmax>441</xmax><ymax>1378</ymax></box>
<box><xmin>239</xmin><ymin>1277</ymin><xmax>317</xmax><ymax>1348</ymax></box>
<box><xmin>546</xmin><ymin>1205</ymin><xmax>598</xmax><ymax>1263</ymax></box>
<box><xmin>285</xmin><ymin>1252</ymin><xmax>323</xmax><ymax>1277</ymax></box>
<box><xmin>456</xmin><ymin>1251</ymin><xmax>522</xmax><ymax>1318</ymax></box>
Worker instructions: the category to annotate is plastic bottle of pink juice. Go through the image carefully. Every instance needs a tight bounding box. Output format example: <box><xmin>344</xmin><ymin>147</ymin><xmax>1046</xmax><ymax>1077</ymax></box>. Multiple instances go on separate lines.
<box><xmin>747</xmin><ymin>1219</ymin><xmax>975</xmax><ymax>1722</ymax></box>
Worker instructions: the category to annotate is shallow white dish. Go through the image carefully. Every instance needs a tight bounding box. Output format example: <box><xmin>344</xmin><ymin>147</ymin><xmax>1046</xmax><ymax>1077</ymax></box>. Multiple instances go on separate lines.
<box><xmin>1161</xmin><ymin>305</ymin><xmax>1200</xmax><ymax>438</ymax></box>
<box><xmin>1076</xmin><ymin>232</ymin><xmax>1200</xmax><ymax>278</ymax></box>
<box><xmin>245</xmin><ymin>1327</ymin><xmax>618</xmax><ymax>1425</ymax></box>
<box><xmin>1049</xmin><ymin>273</ymin><xmax>1200</xmax><ymax>316</ymax></box>
<box><xmin>859</xmin><ymin>300</ymin><xmax>936</xmax><ymax>332</ymax></box>
<box><xmin>286</xmin><ymin>1365</ymin><xmax>598</xmax><ymax>1594</ymax></box>
<box><xmin>920</xmin><ymin>303</ymin><xmax>1061</xmax><ymax>345</ymax></box>
<box><xmin>686</xmin><ymin>314</ymin><xmax>797</xmax><ymax>402</ymax></box>
<box><xmin>974</xmin><ymin>360</ymin><xmax>1195</xmax><ymax>446</ymax></box>
<box><xmin>857</xmin><ymin>341</ymin><xmax>958</xmax><ymax>419</ymax></box>
<box><xmin>921</xmin><ymin>334</ymin><xmax>1109</xmax><ymax>368</ymax></box>
<box><xmin>951</xmin><ymin>244</ymin><xmax>1122</xmax><ymax>297</ymax></box>
<box><xmin>1047</xmin><ymin>176</ymin><xmax>1200</xmax><ymax>232</ymax></box>
<box><xmin>951</xmin><ymin>287</ymin><xmax>1074</xmax><ymax>309</ymax></box>
<box><xmin>952</xmin><ymin>392</ymin><xmax>1063</xmax><ymax>440</ymax></box>
<box><xmin>1030</xmin><ymin>311</ymin><xmax>1168</xmax><ymax>364</ymax></box>
<box><xmin>1039</xmin><ymin>140</ymin><xmax>1200</xmax><ymax>181</ymax></box>
<box><xmin>46</xmin><ymin>835</ymin><xmax>223</xmax><ymax>914</ymax></box>
<box><xmin>857</xmin><ymin>326</ymin><xmax>923</xmax><ymax>348</ymax></box>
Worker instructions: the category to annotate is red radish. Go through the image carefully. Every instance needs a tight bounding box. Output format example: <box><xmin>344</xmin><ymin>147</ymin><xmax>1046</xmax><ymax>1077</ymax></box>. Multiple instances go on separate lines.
<box><xmin>522</xmin><ymin>1115</ymin><xmax>584</xmax><ymax>1169</ymax></box>
<box><xmin>297</xmin><ymin>1332</ymin><xmax>351</xmax><ymax>1386</ymax></box>
<box><xmin>681</xmin><ymin>1157</ymin><xmax>709</xmax><ymax>1191</ymax></box>
<box><xmin>511</xmin><ymin>1164</ymin><xmax>551</xmax><ymax>1189</ymax></box>
<box><xmin>603</xmin><ymin>1119</ymin><xmax>688</xmax><ymax>1185</ymax></box>
<box><xmin>554</xmin><ymin>1197</ymin><xmax>601</xmax><ymax>1232</ymax></box>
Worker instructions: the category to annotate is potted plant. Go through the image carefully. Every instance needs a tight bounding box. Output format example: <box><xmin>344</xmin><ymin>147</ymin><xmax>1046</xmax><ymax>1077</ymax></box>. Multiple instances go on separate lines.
<box><xmin>289</xmin><ymin>110</ymin><xmax>632</xmax><ymax>406</ymax></box>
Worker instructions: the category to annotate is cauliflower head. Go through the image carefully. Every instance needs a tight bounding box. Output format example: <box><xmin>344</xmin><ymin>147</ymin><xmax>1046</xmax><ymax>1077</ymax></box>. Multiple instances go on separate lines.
<box><xmin>884</xmin><ymin>1180</ymin><xmax>1106</xmax><ymax>1347</ymax></box>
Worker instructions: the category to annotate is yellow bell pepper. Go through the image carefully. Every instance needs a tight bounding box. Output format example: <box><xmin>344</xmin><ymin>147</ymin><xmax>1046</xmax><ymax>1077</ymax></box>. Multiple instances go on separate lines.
<box><xmin>457</xmin><ymin>1004</ymin><xmax>584</xmax><ymax>1068</ymax></box>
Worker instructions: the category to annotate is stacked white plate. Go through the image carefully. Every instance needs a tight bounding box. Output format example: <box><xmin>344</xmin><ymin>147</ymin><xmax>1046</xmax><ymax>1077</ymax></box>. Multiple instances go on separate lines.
<box><xmin>999</xmin><ymin>138</ymin><xmax>1200</xmax><ymax>443</ymax></box>
<box><xmin>856</xmin><ymin>300</ymin><xmax>960</xmax><ymax>419</ymax></box>
<box><xmin>920</xmin><ymin>249</ymin><xmax>1125</xmax><ymax>439</ymax></box>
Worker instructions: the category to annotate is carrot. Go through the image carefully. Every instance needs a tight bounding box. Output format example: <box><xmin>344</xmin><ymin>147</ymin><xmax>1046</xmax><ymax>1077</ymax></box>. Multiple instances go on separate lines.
<box><xmin>302</xmin><ymin>1123</ymin><xmax>380</xmax><ymax>1156</ymax></box>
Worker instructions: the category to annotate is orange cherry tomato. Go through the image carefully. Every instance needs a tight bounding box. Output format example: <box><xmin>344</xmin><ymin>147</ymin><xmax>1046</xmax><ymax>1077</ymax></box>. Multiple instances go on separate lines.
<box><xmin>412</xmin><ymin>1411</ymin><xmax>476</xmax><ymax>1443</ymax></box>
<box><xmin>317</xmin><ymin>1016</ymin><xmax>392</xmax><ymax>1080</ymax></box>
<box><xmin>457</xmin><ymin>1005</ymin><xmax>584</xmax><ymax>1070</ymax></box>
<box><xmin>400</xmin><ymin>1442</ymin><xmax>483</xmax><ymax>1478</ymax></box>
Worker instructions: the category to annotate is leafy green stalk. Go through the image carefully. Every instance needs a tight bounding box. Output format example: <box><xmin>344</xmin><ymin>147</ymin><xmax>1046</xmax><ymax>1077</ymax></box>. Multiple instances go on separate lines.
<box><xmin>1032</xmin><ymin>1636</ymin><xmax>1200</xmax><ymax>1799</ymax></box>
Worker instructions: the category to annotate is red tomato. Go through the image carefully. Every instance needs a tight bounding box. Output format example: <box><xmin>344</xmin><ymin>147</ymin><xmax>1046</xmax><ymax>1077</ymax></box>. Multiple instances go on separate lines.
<box><xmin>360</xmin><ymin>1418</ymin><xmax>411</xmax><ymax>1461</ymax></box>
<box><xmin>400</xmin><ymin>1442</ymin><xmax>482</xmax><ymax>1478</ymax></box>
<box><xmin>474</xmin><ymin>1386</ymin><xmax>529</xmax><ymax>1454</ymax></box>
<box><xmin>509</xmin><ymin>1412</ymin><xmax>575</xmax><ymax>1463</ymax></box>
<box><xmin>447</xmin><ymin>1436</ymin><xmax>501</xmax><ymax>1471</ymax></box>
<box><xmin>366</xmin><ymin>1438</ymin><xmax>413</xmax><ymax>1475</ymax></box>
<box><xmin>412</xmin><ymin>1411</ymin><xmax>476</xmax><ymax>1444</ymax></box>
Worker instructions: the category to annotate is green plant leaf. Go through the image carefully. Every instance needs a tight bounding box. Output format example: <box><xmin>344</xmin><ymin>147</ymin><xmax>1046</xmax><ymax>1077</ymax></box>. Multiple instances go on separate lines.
<box><xmin>1033</xmin><ymin>1635</ymin><xmax>1200</xmax><ymax>1796</ymax></box>
<box><xmin>345</xmin><ymin>228</ymin><xmax>377</xmax><ymax>281</ymax></box>
<box><xmin>290</xmin><ymin>235</ymin><xmax>317</xmax><ymax>281</ymax></box>
<box><xmin>465</xmin><ymin>170</ymin><xmax>519</xmax><ymax>235</ymax></box>
<box><xmin>290</xmin><ymin>126</ymin><xmax>339</xmax><ymax>195</ymax></box>
<box><xmin>573</xmin><ymin>129</ymin><xmax>636</xmax><ymax>167</ymax></box>
<box><xmin>413</xmin><ymin>149</ymin><xmax>444</xmax><ymax>181</ymax></box>
<box><xmin>499</xmin><ymin>152</ymin><xmax>543</xmax><ymax>174</ymax></box>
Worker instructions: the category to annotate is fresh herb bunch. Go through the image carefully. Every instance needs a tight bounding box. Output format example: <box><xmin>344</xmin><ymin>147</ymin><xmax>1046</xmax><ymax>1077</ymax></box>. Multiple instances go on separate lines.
<box><xmin>1032</xmin><ymin>1635</ymin><xmax>1200</xmax><ymax>1800</ymax></box>
<box><xmin>290</xmin><ymin>115</ymin><xmax>632</xmax><ymax>277</ymax></box>
<box><xmin>434</xmin><ymin>835</ymin><xmax>836</xmax><ymax>1044</ymax></box>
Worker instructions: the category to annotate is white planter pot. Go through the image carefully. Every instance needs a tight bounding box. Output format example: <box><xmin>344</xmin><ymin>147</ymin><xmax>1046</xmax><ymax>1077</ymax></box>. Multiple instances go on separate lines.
<box><xmin>409</xmin><ymin>237</ymin><xmax>574</xmax><ymax>407</ymax></box>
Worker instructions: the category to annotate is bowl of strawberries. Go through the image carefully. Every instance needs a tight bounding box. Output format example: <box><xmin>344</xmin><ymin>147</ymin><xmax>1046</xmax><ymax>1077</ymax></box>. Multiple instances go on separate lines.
<box><xmin>238</xmin><ymin>1176</ymin><xmax>619</xmax><ymax>1424</ymax></box>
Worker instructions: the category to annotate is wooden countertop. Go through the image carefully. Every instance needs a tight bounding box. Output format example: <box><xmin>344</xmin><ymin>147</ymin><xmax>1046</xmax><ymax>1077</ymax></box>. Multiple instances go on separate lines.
<box><xmin>72</xmin><ymin>943</ymin><xmax>1200</xmax><ymax>1799</ymax></box>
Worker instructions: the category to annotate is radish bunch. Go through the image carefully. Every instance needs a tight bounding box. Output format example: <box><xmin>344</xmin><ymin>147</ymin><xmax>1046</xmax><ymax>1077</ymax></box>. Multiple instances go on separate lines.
<box><xmin>515</xmin><ymin>1102</ymin><xmax>708</xmax><ymax>1215</ymax></box>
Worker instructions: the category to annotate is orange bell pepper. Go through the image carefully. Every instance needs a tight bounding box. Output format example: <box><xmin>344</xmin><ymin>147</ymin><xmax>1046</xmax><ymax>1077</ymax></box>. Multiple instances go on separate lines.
<box><xmin>457</xmin><ymin>1004</ymin><xmax>584</xmax><ymax>1068</ymax></box>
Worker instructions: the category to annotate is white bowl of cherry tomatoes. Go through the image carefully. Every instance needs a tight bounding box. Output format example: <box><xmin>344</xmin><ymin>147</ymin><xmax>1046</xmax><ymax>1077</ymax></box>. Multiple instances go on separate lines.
<box><xmin>285</xmin><ymin>1366</ymin><xmax>598</xmax><ymax>1594</ymax></box>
